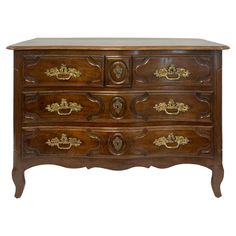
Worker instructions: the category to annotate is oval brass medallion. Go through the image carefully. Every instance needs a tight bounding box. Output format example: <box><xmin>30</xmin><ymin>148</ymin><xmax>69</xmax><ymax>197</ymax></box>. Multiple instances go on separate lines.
<box><xmin>109</xmin><ymin>96</ymin><xmax>127</xmax><ymax>119</ymax></box>
<box><xmin>108</xmin><ymin>133</ymin><xmax>127</xmax><ymax>155</ymax></box>
<box><xmin>110</xmin><ymin>61</ymin><xmax>127</xmax><ymax>84</ymax></box>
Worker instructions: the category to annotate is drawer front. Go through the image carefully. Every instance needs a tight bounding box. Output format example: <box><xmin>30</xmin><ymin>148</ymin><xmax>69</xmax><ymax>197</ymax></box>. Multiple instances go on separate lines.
<box><xmin>23</xmin><ymin>55</ymin><xmax>104</xmax><ymax>87</ymax></box>
<box><xmin>133</xmin><ymin>92</ymin><xmax>213</xmax><ymax>122</ymax></box>
<box><xmin>22</xmin><ymin>126</ymin><xmax>213</xmax><ymax>159</ymax></box>
<box><xmin>133</xmin><ymin>55</ymin><xmax>214</xmax><ymax>87</ymax></box>
<box><xmin>23</xmin><ymin>91</ymin><xmax>213</xmax><ymax>123</ymax></box>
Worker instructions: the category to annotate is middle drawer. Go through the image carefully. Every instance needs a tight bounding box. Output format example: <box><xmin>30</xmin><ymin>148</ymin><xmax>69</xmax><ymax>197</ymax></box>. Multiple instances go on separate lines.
<box><xmin>23</xmin><ymin>91</ymin><xmax>213</xmax><ymax>123</ymax></box>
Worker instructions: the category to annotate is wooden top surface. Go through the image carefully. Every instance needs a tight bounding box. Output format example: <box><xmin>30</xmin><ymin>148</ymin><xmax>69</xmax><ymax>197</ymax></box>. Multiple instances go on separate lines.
<box><xmin>7</xmin><ymin>38</ymin><xmax>229</xmax><ymax>50</ymax></box>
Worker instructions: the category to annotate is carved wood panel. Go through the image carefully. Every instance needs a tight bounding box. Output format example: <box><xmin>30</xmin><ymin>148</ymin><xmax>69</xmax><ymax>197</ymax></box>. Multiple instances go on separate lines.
<box><xmin>23</xmin><ymin>55</ymin><xmax>104</xmax><ymax>87</ymax></box>
<box><xmin>130</xmin><ymin>92</ymin><xmax>213</xmax><ymax>122</ymax></box>
<box><xmin>23</xmin><ymin>92</ymin><xmax>103</xmax><ymax>122</ymax></box>
<box><xmin>133</xmin><ymin>56</ymin><xmax>213</xmax><ymax>87</ymax></box>
<box><xmin>105</xmin><ymin>56</ymin><xmax>131</xmax><ymax>87</ymax></box>
<box><xmin>22</xmin><ymin>128</ymin><xmax>100</xmax><ymax>158</ymax></box>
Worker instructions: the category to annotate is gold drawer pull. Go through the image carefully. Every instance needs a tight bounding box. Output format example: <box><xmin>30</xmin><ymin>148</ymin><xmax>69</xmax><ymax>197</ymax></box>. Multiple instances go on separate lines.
<box><xmin>153</xmin><ymin>133</ymin><xmax>189</xmax><ymax>149</ymax></box>
<box><xmin>45</xmin><ymin>98</ymin><xmax>83</xmax><ymax>116</ymax></box>
<box><xmin>46</xmin><ymin>133</ymin><xmax>82</xmax><ymax>150</ymax></box>
<box><xmin>153</xmin><ymin>99</ymin><xmax>189</xmax><ymax>115</ymax></box>
<box><xmin>154</xmin><ymin>64</ymin><xmax>190</xmax><ymax>81</ymax></box>
<box><xmin>45</xmin><ymin>64</ymin><xmax>81</xmax><ymax>81</ymax></box>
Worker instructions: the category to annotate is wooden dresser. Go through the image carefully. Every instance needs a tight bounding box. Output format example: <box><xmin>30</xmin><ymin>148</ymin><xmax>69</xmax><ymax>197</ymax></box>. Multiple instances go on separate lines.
<box><xmin>7</xmin><ymin>38</ymin><xmax>229</xmax><ymax>198</ymax></box>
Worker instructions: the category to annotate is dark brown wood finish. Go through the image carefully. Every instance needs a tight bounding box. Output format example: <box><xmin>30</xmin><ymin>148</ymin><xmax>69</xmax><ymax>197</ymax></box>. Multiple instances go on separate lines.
<box><xmin>22</xmin><ymin>126</ymin><xmax>213</xmax><ymax>158</ymax></box>
<box><xmin>8</xmin><ymin>38</ymin><xmax>229</xmax><ymax>198</ymax></box>
<box><xmin>22</xmin><ymin>91</ymin><xmax>213</xmax><ymax>123</ymax></box>
<box><xmin>23</xmin><ymin>55</ymin><xmax>104</xmax><ymax>87</ymax></box>
<box><xmin>133</xmin><ymin>55</ymin><xmax>214</xmax><ymax>87</ymax></box>
<box><xmin>7</xmin><ymin>38</ymin><xmax>229</xmax><ymax>50</ymax></box>
<box><xmin>105</xmin><ymin>56</ymin><xmax>131</xmax><ymax>87</ymax></box>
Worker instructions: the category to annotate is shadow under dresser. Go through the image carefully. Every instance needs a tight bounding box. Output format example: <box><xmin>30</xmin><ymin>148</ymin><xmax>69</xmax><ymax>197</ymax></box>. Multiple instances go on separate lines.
<box><xmin>7</xmin><ymin>38</ymin><xmax>229</xmax><ymax>198</ymax></box>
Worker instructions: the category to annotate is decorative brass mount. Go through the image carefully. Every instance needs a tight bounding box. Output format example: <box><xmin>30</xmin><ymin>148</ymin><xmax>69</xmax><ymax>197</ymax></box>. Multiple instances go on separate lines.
<box><xmin>153</xmin><ymin>133</ymin><xmax>189</xmax><ymax>149</ymax></box>
<box><xmin>154</xmin><ymin>64</ymin><xmax>190</xmax><ymax>81</ymax></box>
<box><xmin>45</xmin><ymin>64</ymin><xmax>81</xmax><ymax>80</ymax></box>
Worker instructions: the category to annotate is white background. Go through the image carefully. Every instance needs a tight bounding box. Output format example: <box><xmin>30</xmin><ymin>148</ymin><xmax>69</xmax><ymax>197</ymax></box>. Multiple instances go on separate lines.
<box><xmin>0</xmin><ymin>0</ymin><xmax>235</xmax><ymax>235</ymax></box>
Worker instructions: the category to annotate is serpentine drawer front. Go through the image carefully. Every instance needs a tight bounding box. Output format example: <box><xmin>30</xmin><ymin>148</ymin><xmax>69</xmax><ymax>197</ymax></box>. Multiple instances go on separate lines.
<box><xmin>22</xmin><ymin>126</ymin><xmax>213</xmax><ymax>158</ymax></box>
<box><xmin>133</xmin><ymin>55</ymin><xmax>214</xmax><ymax>87</ymax></box>
<box><xmin>23</xmin><ymin>55</ymin><xmax>104</xmax><ymax>87</ymax></box>
<box><xmin>7</xmin><ymin>38</ymin><xmax>229</xmax><ymax>198</ymax></box>
<box><xmin>23</xmin><ymin>91</ymin><xmax>213</xmax><ymax>123</ymax></box>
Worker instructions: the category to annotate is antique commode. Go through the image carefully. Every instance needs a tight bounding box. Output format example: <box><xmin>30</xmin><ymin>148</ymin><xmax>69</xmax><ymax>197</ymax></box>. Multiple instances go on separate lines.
<box><xmin>7</xmin><ymin>38</ymin><xmax>229</xmax><ymax>197</ymax></box>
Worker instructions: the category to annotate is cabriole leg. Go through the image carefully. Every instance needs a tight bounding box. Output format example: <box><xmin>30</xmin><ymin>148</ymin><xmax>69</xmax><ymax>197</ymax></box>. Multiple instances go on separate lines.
<box><xmin>211</xmin><ymin>164</ymin><xmax>224</xmax><ymax>198</ymax></box>
<box><xmin>12</xmin><ymin>167</ymin><xmax>25</xmax><ymax>198</ymax></box>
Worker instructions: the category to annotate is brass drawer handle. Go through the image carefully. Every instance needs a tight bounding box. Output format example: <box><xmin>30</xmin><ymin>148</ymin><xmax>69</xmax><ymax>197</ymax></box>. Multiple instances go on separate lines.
<box><xmin>45</xmin><ymin>64</ymin><xmax>81</xmax><ymax>81</ymax></box>
<box><xmin>154</xmin><ymin>64</ymin><xmax>190</xmax><ymax>81</ymax></box>
<box><xmin>46</xmin><ymin>133</ymin><xmax>82</xmax><ymax>150</ymax></box>
<box><xmin>153</xmin><ymin>99</ymin><xmax>189</xmax><ymax>115</ymax></box>
<box><xmin>153</xmin><ymin>133</ymin><xmax>189</xmax><ymax>149</ymax></box>
<box><xmin>45</xmin><ymin>98</ymin><xmax>83</xmax><ymax>116</ymax></box>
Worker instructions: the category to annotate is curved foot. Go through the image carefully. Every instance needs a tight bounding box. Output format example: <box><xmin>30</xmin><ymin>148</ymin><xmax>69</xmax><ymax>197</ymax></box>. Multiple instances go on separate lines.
<box><xmin>12</xmin><ymin>167</ymin><xmax>25</xmax><ymax>198</ymax></box>
<box><xmin>211</xmin><ymin>165</ymin><xmax>224</xmax><ymax>198</ymax></box>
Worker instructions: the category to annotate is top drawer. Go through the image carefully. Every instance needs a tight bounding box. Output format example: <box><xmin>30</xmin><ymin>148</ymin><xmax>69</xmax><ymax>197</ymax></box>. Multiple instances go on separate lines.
<box><xmin>133</xmin><ymin>55</ymin><xmax>214</xmax><ymax>87</ymax></box>
<box><xmin>23</xmin><ymin>55</ymin><xmax>104</xmax><ymax>87</ymax></box>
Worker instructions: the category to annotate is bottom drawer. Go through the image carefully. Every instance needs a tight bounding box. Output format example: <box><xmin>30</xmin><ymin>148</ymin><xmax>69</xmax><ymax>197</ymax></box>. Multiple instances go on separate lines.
<box><xmin>22</xmin><ymin>126</ymin><xmax>213</xmax><ymax>159</ymax></box>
